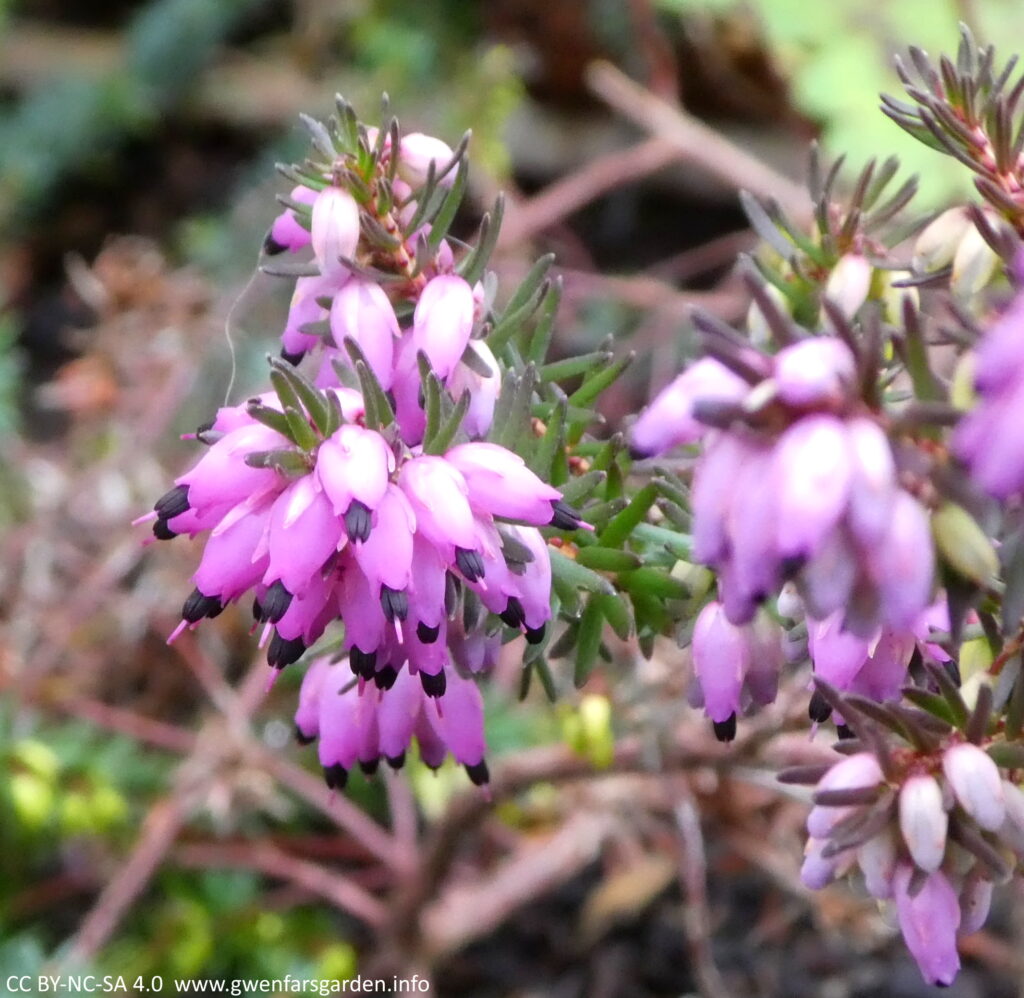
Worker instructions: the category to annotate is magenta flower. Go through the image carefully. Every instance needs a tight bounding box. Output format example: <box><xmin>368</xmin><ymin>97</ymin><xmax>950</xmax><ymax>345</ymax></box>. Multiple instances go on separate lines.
<box><xmin>893</xmin><ymin>865</ymin><xmax>961</xmax><ymax>987</ymax></box>
<box><xmin>629</xmin><ymin>358</ymin><xmax>747</xmax><ymax>458</ymax></box>
<box><xmin>264</xmin><ymin>185</ymin><xmax>317</xmax><ymax>256</ymax></box>
<box><xmin>690</xmin><ymin>601</ymin><xmax>783</xmax><ymax>740</ymax></box>
<box><xmin>329</xmin><ymin>279</ymin><xmax>400</xmax><ymax>389</ymax></box>
<box><xmin>295</xmin><ymin>655</ymin><xmax>489</xmax><ymax>786</ymax></box>
<box><xmin>412</xmin><ymin>274</ymin><xmax>475</xmax><ymax>380</ymax></box>
<box><xmin>311</xmin><ymin>186</ymin><xmax>360</xmax><ymax>280</ymax></box>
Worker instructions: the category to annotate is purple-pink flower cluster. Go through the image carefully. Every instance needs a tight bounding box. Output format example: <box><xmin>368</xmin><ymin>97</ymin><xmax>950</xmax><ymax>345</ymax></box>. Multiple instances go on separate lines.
<box><xmin>143</xmin><ymin>125</ymin><xmax>586</xmax><ymax>787</ymax></box>
<box><xmin>800</xmin><ymin>740</ymin><xmax>1022</xmax><ymax>985</ymax></box>
<box><xmin>631</xmin><ymin>337</ymin><xmax>935</xmax><ymax>635</ymax></box>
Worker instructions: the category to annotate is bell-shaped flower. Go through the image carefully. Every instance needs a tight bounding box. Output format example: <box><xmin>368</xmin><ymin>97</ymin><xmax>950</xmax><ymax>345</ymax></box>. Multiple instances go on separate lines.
<box><xmin>294</xmin><ymin>657</ymin><xmax>330</xmax><ymax>743</ymax></box>
<box><xmin>871</xmin><ymin>490</ymin><xmax>935</xmax><ymax>631</ymax></box>
<box><xmin>893</xmin><ymin>866</ymin><xmax>961</xmax><ymax>987</ymax></box>
<box><xmin>311</xmin><ymin>186</ymin><xmax>360</xmax><ymax>280</ymax></box>
<box><xmin>315</xmin><ymin>425</ymin><xmax>394</xmax><ymax>522</ymax></box>
<box><xmin>691</xmin><ymin>602</ymin><xmax>749</xmax><ymax>725</ymax></box>
<box><xmin>629</xmin><ymin>358</ymin><xmax>748</xmax><ymax>458</ymax></box>
<box><xmin>447</xmin><ymin>341</ymin><xmax>499</xmax><ymax>437</ymax></box>
<box><xmin>353</xmin><ymin>484</ymin><xmax>416</xmax><ymax>596</ymax></box>
<box><xmin>329</xmin><ymin>279</ymin><xmax>400</xmax><ymax>389</ymax></box>
<box><xmin>177</xmin><ymin>423</ymin><xmax>287</xmax><ymax>516</ymax></box>
<box><xmin>772</xmin><ymin>415</ymin><xmax>853</xmax><ymax>561</ymax></box>
<box><xmin>192</xmin><ymin>497</ymin><xmax>272</xmax><ymax>603</ymax></box>
<box><xmin>264</xmin><ymin>476</ymin><xmax>342</xmax><ymax>597</ymax></box>
<box><xmin>412</xmin><ymin>274</ymin><xmax>474</xmax><ymax>380</ymax></box>
<box><xmin>774</xmin><ymin>337</ymin><xmax>857</xmax><ymax>408</ymax></box>
<box><xmin>265</xmin><ymin>185</ymin><xmax>317</xmax><ymax>255</ymax></box>
<box><xmin>445</xmin><ymin>442</ymin><xmax>562</xmax><ymax>524</ymax></box>
<box><xmin>281</xmin><ymin>276</ymin><xmax>334</xmax><ymax>363</ymax></box>
<box><xmin>845</xmin><ymin>417</ymin><xmax>897</xmax><ymax>546</ymax></box>
<box><xmin>317</xmin><ymin>666</ymin><xmax>377</xmax><ymax>787</ymax></box>
<box><xmin>398</xmin><ymin>456</ymin><xmax>477</xmax><ymax>554</ymax></box>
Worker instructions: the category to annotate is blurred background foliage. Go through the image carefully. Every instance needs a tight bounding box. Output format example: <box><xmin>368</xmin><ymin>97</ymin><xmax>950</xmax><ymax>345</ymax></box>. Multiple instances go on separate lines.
<box><xmin>3</xmin><ymin>1</ymin><xmax>1024</xmax><ymax>995</ymax></box>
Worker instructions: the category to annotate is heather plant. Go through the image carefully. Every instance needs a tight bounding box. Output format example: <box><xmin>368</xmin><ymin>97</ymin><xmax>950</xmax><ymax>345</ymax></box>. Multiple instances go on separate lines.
<box><xmin>143</xmin><ymin>26</ymin><xmax>1024</xmax><ymax>988</ymax></box>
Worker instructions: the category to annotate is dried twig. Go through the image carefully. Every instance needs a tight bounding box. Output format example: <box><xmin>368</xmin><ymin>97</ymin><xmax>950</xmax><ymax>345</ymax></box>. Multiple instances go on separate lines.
<box><xmin>586</xmin><ymin>60</ymin><xmax>811</xmax><ymax>225</ymax></box>
<box><xmin>174</xmin><ymin>840</ymin><xmax>387</xmax><ymax>927</ymax></box>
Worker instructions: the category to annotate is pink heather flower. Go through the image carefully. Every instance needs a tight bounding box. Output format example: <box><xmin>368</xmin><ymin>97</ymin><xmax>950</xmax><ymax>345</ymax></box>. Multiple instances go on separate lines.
<box><xmin>772</xmin><ymin>415</ymin><xmax>853</xmax><ymax>561</ymax></box>
<box><xmin>282</xmin><ymin>275</ymin><xmax>343</xmax><ymax>365</ymax></box>
<box><xmin>398</xmin><ymin>455</ymin><xmax>477</xmax><ymax>555</ymax></box>
<box><xmin>315</xmin><ymin>424</ymin><xmax>395</xmax><ymax>526</ymax></box>
<box><xmin>845</xmin><ymin>417</ymin><xmax>897</xmax><ymax>546</ymax></box>
<box><xmin>807</xmin><ymin>601</ymin><xmax>948</xmax><ymax>704</ymax></box>
<box><xmin>942</xmin><ymin>743</ymin><xmax>1006</xmax><ymax>831</ymax></box>
<box><xmin>633</xmin><ymin>333</ymin><xmax>935</xmax><ymax>635</ymax></box>
<box><xmin>192</xmin><ymin>496</ymin><xmax>272</xmax><ymax>604</ymax></box>
<box><xmin>177</xmin><ymin>423</ymin><xmax>287</xmax><ymax>516</ymax></box>
<box><xmin>799</xmin><ymin>838</ymin><xmax>843</xmax><ymax>890</ymax></box>
<box><xmin>691</xmin><ymin>433</ymin><xmax>766</xmax><ymax>566</ymax></box>
<box><xmin>628</xmin><ymin>358</ymin><xmax>748</xmax><ymax>458</ymax></box>
<box><xmin>692</xmin><ymin>602</ymin><xmax>748</xmax><ymax>731</ymax></box>
<box><xmin>397</xmin><ymin>133</ymin><xmax>455</xmax><ymax>188</ymax></box>
<box><xmin>265</xmin><ymin>185</ymin><xmax>317</xmax><ymax>255</ymax></box>
<box><xmin>264</xmin><ymin>476</ymin><xmax>343</xmax><ymax>597</ymax></box>
<box><xmin>445</xmin><ymin>443</ymin><xmax>562</xmax><ymax>524</ymax></box>
<box><xmin>412</xmin><ymin>275</ymin><xmax>475</xmax><ymax>380</ymax></box>
<box><xmin>893</xmin><ymin>865</ymin><xmax>961</xmax><ymax>987</ymax></box>
<box><xmin>869</xmin><ymin>490</ymin><xmax>935</xmax><ymax>632</ymax></box>
<box><xmin>329</xmin><ymin>279</ymin><xmax>400</xmax><ymax>390</ymax></box>
<box><xmin>689</xmin><ymin>601</ymin><xmax>782</xmax><ymax>739</ymax></box>
<box><xmin>352</xmin><ymin>483</ymin><xmax>416</xmax><ymax>596</ymax></box>
<box><xmin>295</xmin><ymin>656</ymin><xmax>490</xmax><ymax>786</ymax></box>
<box><xmin>311</xmin><ymin>186</ymin><xmax>360</xmax><ymax>280</ymax></box>
<box><xmin>773</xmin><ymin>338</ymin><xmax>857</xmax><ymax>408</ymax></box>
<box><xmin>898</xmin><ymin>774</ymin><xmax>948</xmax><ymax>873</ymax></box>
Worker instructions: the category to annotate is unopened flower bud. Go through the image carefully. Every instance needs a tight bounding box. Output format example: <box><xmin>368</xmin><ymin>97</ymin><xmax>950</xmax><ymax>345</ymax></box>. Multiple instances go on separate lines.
<box><xmin>958</xmin><ymin>872</ymin><xmax>994</xmax><ymax>935</ymax></box>
<box><xmin>931</xmin><ymin>502</ymin><xmax>999</xmax><ymax>587</ymax></box>
<box><xmin>942</xmin><ymin>743</ymin><xmax>1006</xmax><ymax>831</ymax></box>
<box><xmin>311</xmin><ymin>186</ymin><xmax>360</xmax><ymax>279</ymax></box>
<box><xmin>899</xmin><ymin>774</ymin><xmax>948</xmax><ymax>873</ymax></box>
<box><xmin>398</xmin><ymin>133</ymin><xmax>455</xmax><ymax>189</ymax></box>
<box><xmin>824</xmin><ymin>253</ymin><xmax>872</xmax><ymax>321</ymax></box>
<box><xmin>912</xmin><ymin>207</ymin><xmax>972</xmax><ymax>272</ymax></box>
<box><xmin>773</xmin><ymin>337</ymin><xmax>857</xmax><ymax>407</ymax></box>
<box><xmin>951</xmin><ymin>220</ymin><xmax>1000</xmax><ymax>299</ymax></box>
<box><xmin>857</xmin><ymin>828</ymin><xmax>897</xmax><ymax>899</ymax></box>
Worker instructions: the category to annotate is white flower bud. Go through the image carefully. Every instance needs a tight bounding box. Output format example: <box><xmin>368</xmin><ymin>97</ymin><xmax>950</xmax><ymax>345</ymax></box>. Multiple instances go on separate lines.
<box><xmin>899</xmin><ymin>774</ymin><xmax>948</xmax><ymax>873</ymax></box>
<box><xmin>951</xmin><ymin>221</ymin><xmax>1000</xmax><ymax>299</ymax></box>
<box><xmin>942</xmin><ymin>743</ymin><xmax>1006</xmax><ymax>831</ymax></box>
<box><xmin>824</xmin><ymin>253</ymin><xmax>872</xmax><ymax>322</ymax></box>
<box><xmin>913</xmin><ymin>207</ymin><xmax>972</xmax><ymax>272</ymax></box>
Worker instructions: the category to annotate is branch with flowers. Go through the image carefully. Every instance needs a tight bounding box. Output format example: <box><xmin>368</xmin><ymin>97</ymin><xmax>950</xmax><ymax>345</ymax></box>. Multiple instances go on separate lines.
<box><xmin>138</xmin><ymin>25</ymin><xmax>1024</xmax><ymax>988</ymax></box>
